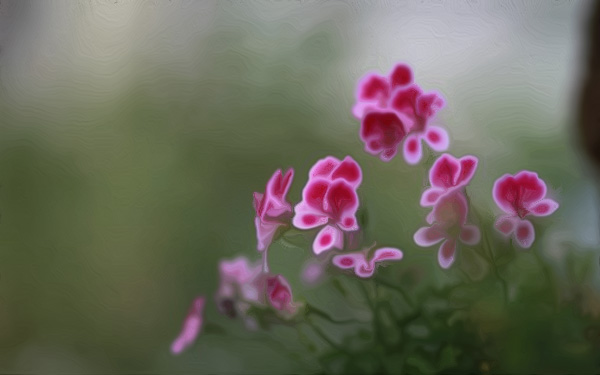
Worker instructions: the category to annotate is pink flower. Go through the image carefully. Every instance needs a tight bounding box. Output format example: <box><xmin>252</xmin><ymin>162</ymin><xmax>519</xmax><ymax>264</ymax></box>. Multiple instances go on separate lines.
<box><xmin>352</xmin><ymin>63</ymin><xmax>413</xmax><ymax>119</ymax></box>
<box><xmin>215</xmin><ymin>256</ymin><xmax>265</xmax><ymax>319</ymax></box>
<box><xmin>414</xmin><ymin>192</ymin><xmax>480</xmax><ymax>269</ymax></box>
<box><xmin>420</xmin><ymin>154</ymin><xmax>478</xmax><ymax>207</ymax></box>
<box><xmin>332</xmin><ymin>247</ymin><xmax>403</xmax><ymax>278</ymax></box>
<box><xmin>171</xmin><ymin>296</ymin><xmax>205</xmax><ymax>355</ymax></box>
<box><xmin>360</xmin><ymin>111</ymin><xmax>408</xmax><ymax>162</ymax></box>
<box><xmin>293</xmin><ymin>156</ymin><xmax>362</xmax><ymax>255</ymax></box>
<box><xmin>492</xmin><ymin>171</ymin><xmax>559</xmax><ymax>248</ymax></box>
<box><xmin>389</xmin><ymin>84</ymin><xmax>448</xmax><ymax>164</ymax></box>
<box><xmin>253</xmin><ymin>168</ymin><xmax>294</xmax><ymax>252</ymax></box>
<box><xmin>266</xmin><ymin>274</ymin><xmax>298</xmax><ymax>314</ymax></box>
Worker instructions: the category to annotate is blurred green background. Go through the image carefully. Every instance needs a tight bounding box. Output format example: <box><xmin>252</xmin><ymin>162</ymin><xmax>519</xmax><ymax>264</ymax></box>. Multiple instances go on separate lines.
<box><xmin>0</xmin><ymin>0</ymin><xmax>598</xmax><ymax>373</ymax></box>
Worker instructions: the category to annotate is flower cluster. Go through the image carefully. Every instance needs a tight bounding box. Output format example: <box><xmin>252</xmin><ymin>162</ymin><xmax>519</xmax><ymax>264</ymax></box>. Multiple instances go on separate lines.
<box><xmin>354</xmin><ymin>64</ymin><xmax>449</xmax><ymax>164</ymax></box>
<box><xmin>171</xmin><ymin>62</ymin><xmax>561</xmax><ymax>361</ymax></box>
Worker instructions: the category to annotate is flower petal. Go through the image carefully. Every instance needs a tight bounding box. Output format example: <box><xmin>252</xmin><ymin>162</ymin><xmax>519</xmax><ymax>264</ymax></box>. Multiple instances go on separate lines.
<box><xmin>360</xmin><ymin>111</ymin><xmax>406</xmax><ymax>162</ymax></box>
<box><xmin>414</xmin><ymin>226</ymin><xmax>446</xmax><ymax>247</ymax></box>
<box><xmin>431</xmin><ymin>191</ymin><xmax>469</xmax><ymax>228</ymax></box>
<box><xmin>420</xmin><ymin>187</ymin><xmax>445</xmax><ymax>207</ymax></box>
<box><xmin>325</xmin><ymin>180</ymin><xmax>359</xmax><ymax>227</ymax></box>
<box><xmin>389</xmin><ymin>84</ymin><xmax>421</xmax><ymax>120</ymax></box>
<box><xmin>514</xmin><ymin>219</ymin><xmax>535</xmax><ymax>249</ymax></box>
<box><xmin>292</xmin><ymin>203</ymin><xmax>329</xmax><ymax>230</ymax></box>
<box><xmin>459</xmin><ymin>224</ymin><xmax>481</xmax><ymax>245</ymax></box>
<box><xmin>332</xmin><ymin>253</ymin><xmax>365</xmax><ymax>270</ymax></box>
<box><xmin>389</xmin><ymin>63</ymin><xmax>413</xmax><ymax>89</ymax></box>
<box><xmin>313</xmin><ymin>225</ymin><xmax>343</xmax><ymax>255</ymax></box>
<box><xmin>267</xmin><ymin>274</ymin><xmax>297</xmax><ymax>314</ymax></box>
<box><xmin>423</xmin><ymin>126</ymin><xmax>449</xmax><ymax>152</ymax></box>
<box><xmin>416</xmin><ymin>91</ymin><xmax>445</xmax><ymax>120</ymax></box>
<box><xmin>309</xmin><ymin>156</ymin><xmax>340</xmax><ymax>181</ymax></box>
<box><xmin>255</xmin><ymin>217</ymin><xmax>283</xmax><ymax>251</ymax></box>
<box><xmin>355</xmin><ymin>260</ymin><xmax>376</xmax><ymax>278</ymax></box>
<box><xmin>456</xmin><ymin>155</ymin><xmax>478</xmax><ymax>187</ymax></box>
<box><xmin>331</xmin><ymin>156</ymin><xmax>362</xmax><ymax>187</ymax></box>
<box><xmin>403</xmin><ymin>134</ymin><xmax>423</xmax><ymax>165</ymax></box>
<box><xmin>492</xmin><ymin>171</ymin><xmax>547</xmax><ymax>216</ymax></box>
<box><xmin>302</xmin><ymin>178</ymin><xmax>330</xmax><ymax>210</ymax></box>
<box><xmin>372</xmin><ymin>247</ymin><xmax>404</xmax><ymax>262</ymax></box>
<box><xmin>429</xmin><ymin>154</ymin><xmax>461</xmax><ymax>189</ymax></box>
<box><xmin>438</xmin><ymin>239</ymin><xmax>457</xmax><ymax>269</ymax></box>
<box><xmin>495</xmin><ymin>214</ymin><xmax>517</xmax><ymax>236</ymax></box>
<box><xmin>171</xmin><ymin>296</ymin><xmax>206</xmax><ymax>355</ymax></box>
<box><xmin>357</xmin><ymin>73</ymin><xmax>390</xmax><ymax>101</ymax></box>
<box><xmin>529</xmin><ymin>198</ymin><xmax>559</xmax><ymax>217</ymax></box>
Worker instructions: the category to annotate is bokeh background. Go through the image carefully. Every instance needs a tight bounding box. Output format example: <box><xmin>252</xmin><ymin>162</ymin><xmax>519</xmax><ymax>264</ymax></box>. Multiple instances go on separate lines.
<box><xmin>0</xmin><ymin>0</ymin><xmax>598</xmax><ymax>373</ymax></box>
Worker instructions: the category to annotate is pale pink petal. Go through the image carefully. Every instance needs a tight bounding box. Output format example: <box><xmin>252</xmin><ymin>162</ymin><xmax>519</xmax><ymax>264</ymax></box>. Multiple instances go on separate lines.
<box><xmin>528</xmin><ymin>198</ymin><xmax>559</xmax><ymax>217</ymax></box>
<box><xmin>313</xmin><ymin>225</ymin><xmax>343</xmax><ymax>255</ymax></box>
<box><xmin>429</xmin><ymin>154</ymin><xmax>461</xmax><ymax>189</ymax></box>
<box><xmin>255</xmin><ymin>217</ymin><xmax>283</xmax><ymax>252</ymax></box>
<box><xmin>431</xmin><ymin>192</ymin><xmax>469</xmax><ymax>228</ymax></box>
<box><xmin>355</xmin><ymin>260</ymin><xmax>376</xmax><ymax>278</ymax></box>
<box><xmin>459</xmin><ymin>224</ymin><xmax>480</xmax><ymax>245</ymax></box>
<box><xmin>514</xmin><ymin>219</ymin><xmax>535</xmax><ymax>249</ymax></box>
<box><xmin>420</xmin><ymin>187</ymin><xmax>445</xmax><ymax>207</ymax></box>
<box><xmin>438</xmin><ymin>239</ymin><xmax>456</xmax><ymax>269</ymax></box>
<box><xmin>495</xmin><ymin>215</ymin><xmax>517</xmax><ymax>236</ymax></box>
<box><xmin>414</xmin><ymin>226</ymin><xmax>446</xmax><ymax>247</ymax></box>
<box><xmin>301</xmin><ymin>259</ymin><xmax>325</xmax><ymax>285</ymax></box>
<box><xmin>426</xmin><ymin>210</ymin><xmax>435</xmax><ymax>225</ymax></box>
<box><xmin>309</xmin><ymin>156</ymin><xmax>340</xmax><ymax>180</ymax></box>
<box><xmin>264</xmin><ymin>168</ymin><xmax>294</xmax><ymax>217</ymax></box>
<box><xmin>331</xmin><ymin>156</ymin><xmax>363</xmax><ymax>187</ymax></box>
<box><xmin>219</xmin><ymin>257</ymin><xmax>262</xmax><ymax>285</ymax></box>
<box><xmin>292</xmin><ymin>203</ymin><xmax>329</xmax><ymax>230</ymax></box>
<box><xmin>171</xmin><ymin>296</ymin><xmax>205</xmax><ymax>355</ymax></box>
<box><xmin>403</xmin><ymin>134</ymin><xmax>423</xmax><ymax>165</ymax></box>
<box><xmin>372</xmin><ymin>247</ymin><xmax>404</xmax><ymax>262</ymax></box>
<box><xmin>332</xmin><ymin>253</ymin><xmax>365</xmax><ymax>270</ymax></box>
<box><xmin>423</xmin><ymin>126</ymin><xmax>449</xmax><ymax>152</ymax></box>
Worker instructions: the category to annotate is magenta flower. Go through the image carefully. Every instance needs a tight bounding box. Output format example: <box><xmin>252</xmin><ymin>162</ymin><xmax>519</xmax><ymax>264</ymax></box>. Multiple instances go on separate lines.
<box><xmin>414</xmin><ymin>192</ymin><xmax>480</xmax><ymax>269</ymax></box>
<box><xmin>360</xmin><ymin>111</ymin><xmax>408</xmax><ymax>162</ymax></box>
<box><xmin>171</xmin><ymin>296</ymin><xmax>206</xmax><ymax>355</ymax></box>
<box><xmin>215</xmin><ymin>256</ymin><xmax>265</xmax><ymax>318</ymax></box>
<box><xmin>293</xmin><ymin>156</ymin><xmax>362</xmax><ymax>255</ymax></box>
<box><xmin>332</xmin><ymin>247</ymin><xmax>403</xmax><ymax>278</ymax></box>
<box><xmin>492</xmin><ymin>171</ymin><xmax>559</xmax><ymax>248</ymax></box>
<box><xmin>352</xmin><ymin>63</ymin><xmax>413</xmax><ymax>119</ymax></box>
<box><xmin>420</xmin><ymin>154</ymin><xmax>478</xmax><ymax>207</ymax></box>
<box><xmin>266</xmin><ymin>274</ymin><xmax>298</xmax><ymax>315</ymax></box>
<box><xmin>389</xmin><ymin>84</ymin><xmax>448</xmax><ymax>164</ymax></box>
<box><xmin>253</xmin><ymin>168</ymin><xmax>294</xmax><ymax>252</ymax></box>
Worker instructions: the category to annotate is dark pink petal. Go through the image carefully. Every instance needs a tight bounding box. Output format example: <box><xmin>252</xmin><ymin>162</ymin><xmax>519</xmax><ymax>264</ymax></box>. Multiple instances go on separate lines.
<box><xmin>414</xmin><ymin>226</ymin><xmax>446</xmax><ymax>247</ymax></box>
<box><xmin>357</xmin><ymin>74</ymin><xmax>390</xmax><ymax>101</ymax></box>
<box><xmin>302</xmin><ymin>178</ymin><xmax>330</xmax><ymax>210</ymax></box>
<box><xmin>493</xmin><ymin>171</ymin><xmax>547</xmax><ymax>217</ymax></box>
<box><xmin>332</xmin><ymin>253</ymin><xmax>365</xmax><ymax>270</ymax></box>
<box><xmin>292</xmin><ymin>203</ymin><xmax>329</xmax><ymax>230</ymax></box>
<box><xmin>313</xmin><ymin>225</ymin><xmax>343</xmax><ymax>255</ymax></box>
<box><xmin>325</xmin><ymin>180</ymin><xmax>359</xmax><ymax>227</ymax></box>
<box><xmin>360</xmin><ymin>111</ymin><xmax>407</xmax><ymax>162</ymax></box>
<box><xmin>529</xmin><ymin>198</ymin><xmax>559</xmax><ymax>217</ymax></box>
<box><xmin>415</xmin><ymin>91</ymin><xmax>445</xmax><ymax>119</ymax></box>
<box><xmin>389</xmin><ymin>63</ymin><xmax>413</xmax><ymax>89</ymax></box>
<box><xmin>423</xmin><ymin>126</ymin><xmax>450</xmax><ymax>152</ymax></box>
<box><xmin>495</xmin><ymin>214</ymin><xmax>517</xmax><ymax>236</ymax></box>
<box><xmin>372</xmin><ymin>247</ymin><xmax>404</xmax><ymax>262</ymax></box>
<box><xmin>403</xmin><ymin>134</ymin><xmax>423</xmax><ymax>165</ymax></box>
<box><xmin>514</xmin><ymin>219</ymin><xmax>535</xmax><ymax>249</ymax></box>
<box><xmin>171</xmin><ymin>296</ymin><xmax>206</xmax><ymax>355</ymax></box>
<box><xmin>420</xmin><ymin>187</ymin><xmax>445</xmax><ymax>207</ymax></box>
<box><xmin>455</xmin><ymin>155</ymin><xmax>478</xmax><ymax>187</ymax></box>
<box><xmin>255</xmin><ymin>217</ymin><xmax>283</xmax><ymax>252</ymax></box>
<box><xmin>430</xmin><ymin>154</ymin><xmax>461</xmax><ymax>189</ymax></box>
<box><xmin>438</xmin><ymin>239</ymin><xmax>456</xmax><ymax>269</ymax></box>
<box><xmin>389</xmin><ymin>84</ymin><xmax>421</xmax><ymax>120</ymax></box>
<box><xmin>309</xmin><ymin>156</ymin><xmax>340</xmax><ymax>181</ymax></box>
<box><xmin>267</xmin><ymin>275</ymin><xmax>297</xmax><ymax>314</ymax></box>
<box><xmin>432</xmin><ymin>191</ymin><xmax>469</xmax><ymax>229</ymax></box>
<box><xmin>331</xmin><ymin>156</ymin><xmax>363</xmax><ymax>187</ymax></box>
<box><xmin>459</xmin><ymin>225</ymin><xmax>480</xmax><ymax>245</ymax></box>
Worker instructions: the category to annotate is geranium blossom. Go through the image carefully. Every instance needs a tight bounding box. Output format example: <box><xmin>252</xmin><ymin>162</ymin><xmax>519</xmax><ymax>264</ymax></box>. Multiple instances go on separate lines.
<box><xmin>293</xmin><ymin>156</ymin><xmax>362</xmax><ymax>254</ymax></box>
<box><xmin>352</xmin><ymin>63</ymin><xmax>413</xmax><ymax>119</ymax></box>
<box><xmin>360</xmin><ymin>111</ymin><xmax>408</xmax><ymax>162</ymax></box>
<box><xmin>266</xmin><ymin>274</ymin><xmax>298</xmax><ymax>315</ymax></box>
<box><xmin>414</xmin><ymin>192</ymin><xmax>480</xmax><ymax>269</ymax></box>
<box><xmin>253</xmin><ymin>168</ymin><xmax>294</xmax><ymax>252</ymax></box>
<box><xmin>171</xmin><ymin>296</ymin><xmax>206</xmax><ymax>355</ymax></box>
<box><xmin>420</xmin><ymin>153</ymin><xmax>478</xmax><ymax>207</ymax></box>
<box><xmin>389</xmin><ymin>84</ymin><xmax>448</xmax><ymax>164</ymax></box>
<box><xmin>492</xmin><ymin>171</ymin><xmax>559</xmax><ymax>248</ymax></box>
<box><xmin>332</xmin><ymin>247</ymin><xmax>403</xmax><ymax>278</ymax></box>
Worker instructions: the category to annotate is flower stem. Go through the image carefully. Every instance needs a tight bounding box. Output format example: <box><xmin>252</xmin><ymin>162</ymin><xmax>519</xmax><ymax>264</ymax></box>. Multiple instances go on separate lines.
<box><xmin>305</xmin><ymin>302</ymin><xmax>362</xmax><ymax>324</ymax></box>
<box><xmin>304</xmin><ymin>318</ymin><xmax>343</xmax><ymax>352</ymax></box>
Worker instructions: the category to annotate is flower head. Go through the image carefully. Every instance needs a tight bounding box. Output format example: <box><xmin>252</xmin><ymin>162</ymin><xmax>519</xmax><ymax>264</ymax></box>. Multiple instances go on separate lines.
<box><xmin>171</xmin><ymin>296</ymin><xmax>206</xmax><ymax>355</ymax></box>
<box><xmin>492</xmin><ymin>171</ymin><xmax>559</xmax><ymax>248</ymax></box>
<box><xmin>253</xmin><ymin>168</ymin><xmax>294</xmax><ymax>252</ymax></box>
<box><xmin>414</xmin><ymin>192</ymin><xmax>480</xmax><ymax>269</ymax></box>
<box><xmin>332</xmin><ymin>246</ymin><xmax>403</xmax><ymax>278</ymax></box>
<box><xmin>420</xmin><ymin>154</ymin><xmax>478</xmax><ymax>207</ymax></box>
<box><xmin>266</xmin><ymin>274</ymin><xmax>298</xmax><ymax>315</ymax></box>
<box><xmin>293</xmin><ymin>156</ymin><xmax>362</xmax><ymax>255</ymax></box>
<box><xmin>215</xmin><ymin>256</ymin><xmax>265</xmax><ymax>320</ymax></box>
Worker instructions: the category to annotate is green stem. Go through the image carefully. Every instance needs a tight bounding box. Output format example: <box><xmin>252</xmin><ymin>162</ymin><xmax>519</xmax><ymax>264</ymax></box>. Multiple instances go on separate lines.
<box><xmin>304</xmin><ymin>318</ymin><xmax>343</xmax><ymax>352</ymax></box>
<box><xmin>373</xmin><ymin>276</ymin><xmax>415</xmax><ymax>309</ymax></box>
<box><xmin>305</xmin><ymin>302</ymin><xmax>362</xmax><ymax>324</ymax></box>
<box><xmin>532</xmin><ymin>248</ymin><xmax>558</xmax><ymax>312</ymax></box>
